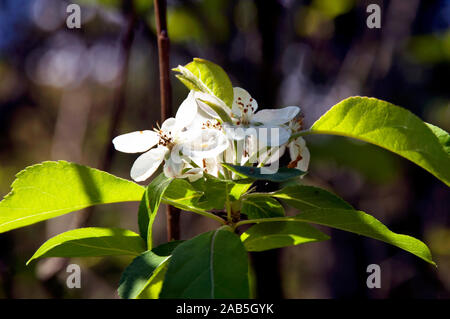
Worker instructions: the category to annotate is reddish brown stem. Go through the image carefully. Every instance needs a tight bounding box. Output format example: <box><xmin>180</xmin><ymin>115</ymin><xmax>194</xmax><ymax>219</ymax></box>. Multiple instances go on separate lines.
<box><xmin>154</xmin><ymin>0</ymin><xmax>180</xmax><ymax>241</ymax></box>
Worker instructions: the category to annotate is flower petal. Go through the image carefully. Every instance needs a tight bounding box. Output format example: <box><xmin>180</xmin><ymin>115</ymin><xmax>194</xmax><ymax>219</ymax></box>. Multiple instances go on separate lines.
<box><xmin>182</xmin><ymin>129</ymin><xmax>229</xmax><ymax>158</ymax></box>
<box><xmin>255</xmin><ymin>125</ymin><xmax>291</xmax><ymax>147</ymax></box>
<box><xmin>163</xmin><ymin>146</ymin><xmax>185</xmax><ymax>178</ymax></box>
<box><xmin>161</xmin><ymin>117</ymin><xmax>177</xmax><ymax>132</ymax></box>
<box><xmin>130</xmin><ymin>146</ymin><xmax>167</xmax><ymax>182</ymax></box>
<box><xmin>232</xmin><ymin>87</ymin><xmax>258</xmax><ymax>117</ymax></box>
<box><xmin>288</xmin><ymin>137</ymin><xmax>310</xmax><ymax>172</ymax></box>
<box><xmin>194</xmin><ymin>91</ymin><xmax>231</xmax><ymax>120</ymax></box>
<box><xmin>251</xmin><ymin>106</ymin><xmax>300</xmax><ymax>125</ymax></box>
<box><xmin>112</xmin><ymin>130</ymin><xmax>159</xmax><ymax>153</ymax></box>
<box><xmin>175</xmin><ymin>90</ymin><xmax>198</xmax><ymax>128</ymax></box>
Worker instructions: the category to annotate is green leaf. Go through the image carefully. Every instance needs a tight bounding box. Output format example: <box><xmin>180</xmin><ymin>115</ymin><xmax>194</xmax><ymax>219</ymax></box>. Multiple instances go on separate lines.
<box><xmin>160</xmin><ymin>228</ymin><xmax>250</xmax><ymax>298</ymax></box>
<box><xmin>191</xmin><ymin>175</ymin><xmax>228</xmax><ymax>210</ymax></box>
<box><xmin>268</xmin><ymin>185</ymin><xmax>434</xmax><ymax>265</ymax></box>
<box><xmin>136</xmin><ymin>260</ymin><xmax>169</xmax><ymax>299</ymax></box>
<box><xmin>222</xmin><ymin>164</ymin><xmax>305</xmax><ymax>182</ymax></box>
<box><xmin>162</xmin><ymin>178</ymin><xmax>203</xmax><ymax>207</ymax></box>
<box><xmin>291</xmin><ymin>208</ymin><xmax>435</xmax><ymax>266</ymax></box>
<box><xmin>27</xmin><ymin>227</ymin><xmax>145</xmax><ymax>265</ymax></box>
<box><xmin>138</xmin><ymin>173</ymin><xmax>173</xmax><ymax>249</ymax></box>
<box><xmin>426</xmin><ymin>123</ymin><xmax>450</xmax><ymax>155</ymax></box>
<box><xmin>241</xmin><ymin>221</ymin><xmax>330</xmax><ymax>252</ymax></box>
<box><xmin>229</xmin><ymin>179</ymin><xmax>254</xmax><ymax>201</ymax></box>
<box><xmin>0</xmin><ymin>161</ymin><xmax>144</xmax><ymax>234</ymax></box>
<box><xmin>272</xmin><ymin>185</ymin><xmax>353</xmax><ymax>210</ymax></box>
<box><xmin>309</xmin><ymin>97</ymin><xmax>450</xmax><ymax>186</ymax></box>
<box><xmin>118</xmin><ymin>241</ymin><xmax>182</xmax><ymax>299</ymax></box>
<box><xmin>173</xmin><ymin>58</ymin><xmax>234</xmax><ymax>107</ymax></box>
<box><xmin>118</xmin><ymin>251</ymin><xmax>169</xmax><ymax>299</ymax></box>
<box><xmin>241</xmin><ymin>196</ymin><xmax>285</xmax><ymax>219</ymax></box>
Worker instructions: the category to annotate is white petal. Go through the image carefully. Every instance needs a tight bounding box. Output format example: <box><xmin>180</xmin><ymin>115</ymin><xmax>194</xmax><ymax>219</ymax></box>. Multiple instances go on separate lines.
<box><xmin>130</xmin><ymin>146</ymin><xmax>167</xmax><ymax>182</ymax></box>
<box><xmin>232</xmin><ymin>87</ymin><xmax>258</xmax><ymax>117</ymax></box>
<box><xmin>161</xmin><ymin>117</ymin><xmax>177</xmax><ymax>132</ymax></box>
<box><xmin>112</xmin><ymin>130</ymin><xmax>159</xmax><ymax>153</ymax></box>
<box><xmin>296</xmin><ymin>146</ymin><xmax>310</xmax><ymax>172</ymax></box>
<box><xmin>180</xmin><ymin>168</ymin><xmax>203</xmax><ymax>182</ymax></box>
<box><xmin>255</xmin><ymin>125</ymin><xmax>291</xmax><ymax>147</ymax></box>
<box><xmin>289</xmin><ymin>137</ymin><xmax>310</xmax><ymax>172</ymax></box>
<box><xmin>251</xmin><ymin>106</ymin><xmax>300</xmax><ymax>125</ymax></box>
<box><xmin>194</xmin><ymin>91</ymin><xmax>231</xmax><ymax>120</ymax></box>
<box><xmin>163</xmin><ymin>149</ymin><xmax>184</xmax><ymax>178</ymax></box>
<box><xmin>175</xmin><ymin>90</ymin><xmax>198</xmax><ymax>128</ymax></box>
<box><xmin>182</xmin><ymin>129</ymin><xmax>229</xmax><ymax>158</ymax></box>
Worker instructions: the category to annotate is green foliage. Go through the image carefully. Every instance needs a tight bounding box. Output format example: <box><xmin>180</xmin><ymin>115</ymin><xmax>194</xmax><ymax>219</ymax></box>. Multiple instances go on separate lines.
<box><xmin>270</xmin><ymin>185</ymin><xmax>435</xmax><ymax>265</ymax></box>
<box><xmin>118</xmin><ymin>241</ymin><xmax>182</xmax><ymax>299</ymax></box>
<box><xmin>309</xmin><ymin>97</ymin><xmax>450</xmax><ymax>186</ymax></box>
<box><xmin>0</xmin><ymin>161</ymin><xmax>144</xmax><ymax>233</ymax></box>
<box><xmin>272</xmin><ymin>185</ymin><xmax>353</xmax><ymax>210</ymax></box>
<box><xmin>160</xmin><ymin>228</ymin><xmax>249</xmax><ymax>298</ymax></box>
<box><xmin>138</xmin><ymin>173</ymin><xmax>173</xmax><ymax>248</ymax></box>
<box><xmin>27</xmin><ymin>227</ymin><xmax>145</xmax><ymax>264</ymax></box>
<box><xmin>426</xmin><ymin>123</ymin><xmax>450</xmax><ymax>154</ymax></box>
<box><xmin>241</xmin><ymin>196</ymin><xmax>284</xmax><ymax>219</ymax></box>
<box><xmin>223</xmin><ymin>164</ymin><xmax>305</xmax><ymax>182</ymax></box>
<box><xmin>0</xmin><ymin>58</ymin><xmax>445</xmax><ymax>298</ymax></box>
<box><xmin>241</xmin><ymin>221</ymin><xmax>330</xmax><ymax>252</ymax></box>
<box><xmin>173</xmin><ymin>58</ymin><xmax>234</xmax><ymax>107</ymax></box>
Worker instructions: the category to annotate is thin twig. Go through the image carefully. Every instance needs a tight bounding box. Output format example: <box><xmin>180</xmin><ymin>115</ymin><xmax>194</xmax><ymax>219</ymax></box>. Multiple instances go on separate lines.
<box><xmin>154</xmin><ymin>0</ymin><xmax>180</xmax><ymax>241</ymax></box>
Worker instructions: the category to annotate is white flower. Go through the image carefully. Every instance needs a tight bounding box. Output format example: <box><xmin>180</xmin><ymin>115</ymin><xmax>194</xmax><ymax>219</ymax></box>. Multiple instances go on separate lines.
<box><xmin>223</xmin><ymin>88</ymin><xmax>299</xmax><ymax>149</ymax></box>
<box><xmin>287</xmin><ymin>136</ymin><xmax>310</xmax><ymax>172</ymax></box>
<box><xmin>285</xmin><ymin>116</ymin><xmax>310</xmax><ymax>172</ymax></box>
<box><xmin>113</xmin><ymin>91</ymin><xmax>228</xmax><ymax>182</ymax></box>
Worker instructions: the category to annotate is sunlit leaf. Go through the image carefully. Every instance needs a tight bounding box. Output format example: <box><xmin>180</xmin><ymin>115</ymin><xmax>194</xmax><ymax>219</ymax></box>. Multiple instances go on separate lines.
<box><xmin>241</xmin><ymin>196</ymin><xmax>284</xmax><ymax>219</ymax></box>
<box><xmin>27</xmin><ymin>227</ymin><xmax>145</xmax><ymax>264</ymax></box>
<box><xmin>0</xmin><ymin>161</ymin><xmax>144</xmax><ymax>234</ymax></box>
<box><xmin>138</xmin><ymin>173</ymin><xmax>173</xmax><ymax>248</ymax></box>
<box><xmin>309</xmin><ymin>97</ymin><xmax>450</xmax><ymax>186</ymax></box>
<box><xmin>173</xmin><ymin>58</ymin><xmax>234</xmax><ymax>107</ymax></box>
<box><xmin>271</xmin><ymin>185</ymin><xmax>435</xmax><ymax>265</ymax></box>
<box><xmin>118</xmin><ymin>241</ymin><xmax>182</xmax><ymax>299</ymax></box>
<box><xmin>241</xmin><ymin>221</ymin><xmax>330</xmax><ymax>251</ymax></box>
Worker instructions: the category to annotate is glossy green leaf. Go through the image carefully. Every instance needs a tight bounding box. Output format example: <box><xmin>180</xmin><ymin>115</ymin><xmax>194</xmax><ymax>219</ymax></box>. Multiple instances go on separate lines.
<box><xmin>309</xmin><ymin>97</ymin><xmax>450</xmax><ymax>186</ymax></box>
<box><xmin>136</xmin><ymin>260</ymin><xmax>169</xmax><ymax>299</ymax></box>
<box><xmin>162</xmin><ymin>178</ymin><xmax>203</xmax><ymax>207</ymax></box>
<box><xmin>241</xmin><ymin>196</ymin><xmax>284</xmax><ymax>219</ymax></box>
<box><xmin>27</xmin><ymin>227</ymin><xmax>145</xmax><ymax>264</ymax></box>
<box><xmin>241</xmin><ymin>221</ymin><xmax>330</xmax><ymax>251</ymax></box>
<box><xmin>223</xmin><ymin>164</ymin><xmax>305</xmax><ymax>182</ymax></box>
<box><xmin>173</xmin><ymin>58</ymin><xmax>234</xmax><ymax>107</ymax></box>
<box><xmin>426</xmin><ymin>123</ymin><xmax>450</xmax><ymax>154</ymax></box>
<box><xmin>138</xmin><ymin>173</ymin><xmax>173</xmax><ymax>249</ymax></box>
<box><xmin>260</xmin><ymin>184</ymin><xmax>435</xmax><ymax>265</ymax></box>
<box><xmin>272</xmin><ymin>185</ymin><xmax>353</xmax><ymax>210</ymax></box>
<box><xmin>118</xmin><ymin>251</ymin><xmax>169</xmax><ymax>299</ymax></box>
<box><xmin>160</xmin><ymin>228</ymin><xmax>250</xmax><ymax>298</ymax></box>
<box><xmin>118</xmin><ymin>241</ymin><xmax>182</xmax><ymax>299</ymax></box>
<box><xmin>0</xmin><ymin>161</ymin><xmax>144</xmax><ymax>234</ymax></box>
<box><xmin>291</xmin><ymin>208</ymin><xmax>435</xmax><ymax>265</ymax></box>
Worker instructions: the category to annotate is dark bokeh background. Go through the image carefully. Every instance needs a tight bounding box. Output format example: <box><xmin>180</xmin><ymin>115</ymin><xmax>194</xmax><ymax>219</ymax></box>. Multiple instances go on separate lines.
<box><xmin>0</xmin><ymin>0</ymin><xmax>449</xmax><ymax>298</ymax></box>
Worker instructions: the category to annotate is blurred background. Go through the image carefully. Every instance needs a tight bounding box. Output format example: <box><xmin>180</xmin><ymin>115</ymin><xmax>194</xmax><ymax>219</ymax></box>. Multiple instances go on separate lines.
<box><xmin>0</xmin><ymin>0</ymin><xmax>449</xmax><ymax>298</ymax></box>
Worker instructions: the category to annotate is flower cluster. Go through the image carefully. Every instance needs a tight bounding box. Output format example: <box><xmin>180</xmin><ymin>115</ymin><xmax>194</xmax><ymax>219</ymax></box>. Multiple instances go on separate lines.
<box><xmin>113</xmin><ymin>87</ymin><xmax>310</xmax><ymax>182</ymax></box>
